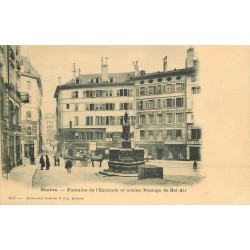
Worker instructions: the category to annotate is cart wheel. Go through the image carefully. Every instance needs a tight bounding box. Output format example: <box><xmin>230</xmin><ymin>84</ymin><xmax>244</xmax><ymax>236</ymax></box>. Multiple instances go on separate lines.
<box><xmin>81</xmin><ymin>161</ymin><xmax>88</xmax><ymax>167</ymax></box>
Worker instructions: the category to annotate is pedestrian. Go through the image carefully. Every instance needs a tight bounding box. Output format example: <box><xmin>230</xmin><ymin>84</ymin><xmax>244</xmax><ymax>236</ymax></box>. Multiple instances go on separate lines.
<box><xmin>65</xmin><ymin>159</ymin><xmax>72</xmax><ymax>174</ymax></box>
<box><xmin>45</xmin><ymin>155</ymin><xmax>50</xmax><ymax>170</ymax></box>
<box><xmin>40</xmin><ymin>155</ymin><xmax>45</xmax><ymax>170</ymax></box>
<box><xmin>57</xmin><ymin>156</ymin><xmax>60</xmax><ymax>166</ymax></box>
<box><xmin>53</xmin><ymin>155</ymin><xmax>57</xmax><ymax>166</ymax></box>
<box><xmin>193</xmin><ymin>160</ymin><xmax>197</xmax><ymax>171</ymax></box>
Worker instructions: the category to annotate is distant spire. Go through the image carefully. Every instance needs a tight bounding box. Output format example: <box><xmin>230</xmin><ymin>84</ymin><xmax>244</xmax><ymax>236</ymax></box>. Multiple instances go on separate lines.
<box><xmin>78</xmin><ymin>68</ymin><xmax>81</xmax><ymax>75</ymax></box>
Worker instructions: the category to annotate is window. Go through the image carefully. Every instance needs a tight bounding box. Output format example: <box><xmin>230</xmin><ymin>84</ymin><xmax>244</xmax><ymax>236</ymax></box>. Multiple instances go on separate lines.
<box><xmin>74</xmin><ymin>116</ymin><xmax>79</xmax><ymax>126</ymax></box>
<box><xmin>86</xmin><ymin>132</ymin><xmax>93</xmax><ymax>140</ymax></box>
<box><xmin>138</xmin><ymin>101</ymin><xmax>143</xmax><ymax>110</ymax></box>
<box><xmin>157</xmin><ymin>78</ymin><xmax>162</xmax><ymax>82</ymax></box>
<box><xmin>166</xmin><ymin>99</ymin><xmax>173</xmax><ymax>108</ymax></box>
<box><xmin>176</xmin><ymin>83</ymin><xmax>182</xmax><ymax>92</ymax></box>
<box><xmin>26</xmin><ymin>111</ymin><xmax>32</xmax><ymax>119</ymax></box>
<box><xmin>156</xmin><ymin>85</ymin><xmax>162</xmax><ymax>93</ymax></box>
<box><xmin>75</xmin><ymin>133</ymin><xmax>79</xmax><ymax>139</ymax></box>
<box><xmin>96</xmin><ymin>78</ymin><xmax>99</xmax><ymax>83</ymax></box>
<box><xmin>139</xmin><ymin>87</ymin><xmax>146</xmax><ymax>95</ymax></box>
<box><xmin>27</xmin><ymin>81</ymin><xmax>31</xmax><ymax>90</ymax></box>
<box><xmin>176</xmin><ymin>113</ymin><xmax>183</xmax><ymax>123</ymax></box>
<box><xmin>117</xmin><ymin>89</ymin><xmax>131</xmax><ymax>97</ymax></box>
<box><xmin>106</xmin><ymin>103</ymin><xmax>115</xmax><ymax>110</ymax></box>
<box><xmin>157</xmin><ymin>99</ymin><xmax>161</xmax><ymax>108</ymax></box>
<box><xmin>69</xmin><ymin>121</ymin><xmax>72</xmax><ymax>128</ymax></box>
<box><xmin>148</xmin><ymin>79</ymin><xmax>153</xmax><ymax>83</ymax></box>
<box><xmin>149</xmin><ymin>86</ymin><xmax>155</xmax><ymax>94</ymax></box>
<box><xmin>176</xmin><ymin>76</ymin><xmax>182</xmax><ymax>80</ymax></box>
<box><xmin>66</xmin><ymin>104</ymin><xmax>70</xmax><ymax>109</ymax></box>
<box><xmin>72</xmin><ymin>91</ymin><xmax>78</xmax><ymax>98</ymax></box>
<box><xmin>192</xmin><ymin>87</ymin><xmax>196</xmax><ymax>94</ymax></box>
<box><xmin>191</xmin><ymin>129</ymin><xmax>201</xmax><ymax>139</ymax></box>
<box><xmin>86</xmin><ymin>116</ymin><xmax>93</xmax><ymax>125</ymax></box>
<box><xmin>149</xmin><ymin>130</ymin><xmax>153</xmax><ymax>140</ymax></box>
<box><xmin>176</xmin><ymin>130</ymin><xmax>182</xmax><ymax>140</ymax></box>
<box><xmin>76</xmin><ymin>78</ymin><xmax>80</xmax><ymax>84</ymax></box>
<box><xmin>109</xmin><ymin>77</ymin><xmax>114</xmax><ymax>83</ymax></box>
<box><xmin>157</xmin><ymin>114</ymin><xmax>163</xmax><ymax>123</ymax></box>
<box><xmin>74</xmin><ymin>104</ymin><xmax>78</xmax><ymax>111</ymax></box>
<box><xmin>120</xmin><ymin>103</ymin><xmax>133</xmax><ymax>110</ymax></box>
<box><xmin>140</xmin><ymin>80</ymin><xmax>144</xmax><ymax>84</ymax></box>
<box><xmin>139</xmin><ymin>115</ymin><xmax>146</xmax><ymax>125</ymax></box>
<box><xmin>140</xmin><ymin>130</ymin><xmax>145</xmax><ymax>140</ymax></box>
<box><xmin>166</xmin><ymin>114</ymin><xmax>173</xmax><ymax>123</ymax></box>
<box><xmin>148</xmin><ymin>100</ymin><xmax>154</xmax><ymax>109</ymax></box>
<box><xmin>109</xmin><ymin>90</ymin><xmax>113</xmax><ymax>96</ymax></box>
<box><xmin>167</xmin><ymin>77</ymin><xmax>172</xmax><ymax>81</ymax></box>
<box><xmin>166</xmin><ymin>84</ymin><xmax>172</xmax><ymax>93</ymax></box>
<box><xmin>149</xmin><ymin>115</ymin><xmax>154</xmax><ymax>124</ymax></box>
<box><xmin>27</xmin><ymin>126</ymin><xmax>32</xmax><ymax>135</ymax></box>
<box><xmin>176</xmin><ymin>98</ymin><xmax>183</xmax><ymax>107</ymax></box>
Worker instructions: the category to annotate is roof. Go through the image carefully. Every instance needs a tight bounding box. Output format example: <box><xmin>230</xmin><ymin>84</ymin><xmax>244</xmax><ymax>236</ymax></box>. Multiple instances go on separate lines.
<box><xmin>54</xmin><ymin>71</ymin><xmax>135</xmax><ymax>98</ymax></box>
<box><xmin>133</xmin><ymin>67</ymin><xmax>196</xmax><ymax>81</ymax></box>
<box><xmin>20</xmin><ymin>56</ymin><xmax>43</xmax><ymax>96</ymax></box>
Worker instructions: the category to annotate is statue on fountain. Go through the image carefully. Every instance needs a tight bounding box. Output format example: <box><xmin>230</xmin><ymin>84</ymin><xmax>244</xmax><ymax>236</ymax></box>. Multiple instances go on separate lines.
<box><xmin>121</xmin><ymin>111</ymin><xmax>130</xmax><ymax>141</ymax></box>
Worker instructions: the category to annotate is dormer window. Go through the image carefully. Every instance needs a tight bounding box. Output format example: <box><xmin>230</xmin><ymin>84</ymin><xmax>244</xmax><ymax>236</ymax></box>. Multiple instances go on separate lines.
<box><xmin>76</xmin><ymin>78</ymin><xmax>80</xmax><ymax>84</ymax></box>
<box><xmin>109</xmin><ymin>77</ymin><xmax>114</xmax><ymax>83</ymax></box>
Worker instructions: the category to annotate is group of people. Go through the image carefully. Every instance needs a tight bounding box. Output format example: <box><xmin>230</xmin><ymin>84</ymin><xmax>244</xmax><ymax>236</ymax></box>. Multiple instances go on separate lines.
<box><xmin>53</xmin><ymin>155</ymin><xmax>60</xmax><ymax>166</ymax></box>
<box><xmin>39</xmin><ymin>155</ymin><xmax>51</xmax><ymax>170</ymax></box>
<box><xmin>39</xmin><ymin>154</ymin><xmax>72</xmax><ymax>173</ymax></box>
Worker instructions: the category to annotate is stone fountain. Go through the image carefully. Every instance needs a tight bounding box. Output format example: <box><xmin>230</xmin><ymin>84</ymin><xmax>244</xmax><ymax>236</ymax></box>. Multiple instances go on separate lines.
<box><xmin>100</xmin><ymin>111</ymin><xmax>145</xmax><ymax>176</ymax></box>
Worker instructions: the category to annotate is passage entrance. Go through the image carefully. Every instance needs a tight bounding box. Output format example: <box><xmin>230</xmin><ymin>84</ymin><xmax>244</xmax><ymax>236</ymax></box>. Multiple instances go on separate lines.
<box><xmin>190</xmin><ymin>147</ymin><xmax>201</xmax><ymax>161</ymax></box>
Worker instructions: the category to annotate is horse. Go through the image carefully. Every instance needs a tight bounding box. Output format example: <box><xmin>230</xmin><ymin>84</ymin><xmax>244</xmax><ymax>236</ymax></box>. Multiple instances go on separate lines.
<box><xmin>90</xmin><ymin>154</ymin><xmax>104</xmax><ymax>167</ymax></box>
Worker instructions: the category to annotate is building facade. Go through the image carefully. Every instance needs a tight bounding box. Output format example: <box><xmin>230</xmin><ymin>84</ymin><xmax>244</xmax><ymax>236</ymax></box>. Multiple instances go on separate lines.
<box><xmin>54</xmin><ymin>60</ymin><xmax>135</xmax><ymax>156</ymax></box>
<box><xmin>20</xmin><ymin>56</ymin><xmax>43</xmax><ymax>159</ymax></box>
<box><xmin>134</xmin><ymin>48</ymin><xmax>201</xmax><ymax>160</ymax></box>
<box><xmin>54</xmin><ymin>49</ymin><xmax>201</xmax><ymax>160</ymax></box>
<box><xmin>43</xmin><ymin>113</ymin><xmax>57</xmax><ymax>145</ymax></box>
<box><xmin>0</xmin><ymin>45</ymin><xmax>28</xmax><ymax>170</ymax></box>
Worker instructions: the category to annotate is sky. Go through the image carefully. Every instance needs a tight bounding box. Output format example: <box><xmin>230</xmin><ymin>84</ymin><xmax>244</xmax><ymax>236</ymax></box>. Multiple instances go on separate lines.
<box><xmin>20</xmin><ymin>45</ymin><xmax>190</xmax><ymax>114</ymax></box>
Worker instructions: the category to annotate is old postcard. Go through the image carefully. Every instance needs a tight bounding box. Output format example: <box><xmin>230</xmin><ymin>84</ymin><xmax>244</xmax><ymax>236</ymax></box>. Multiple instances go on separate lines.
<box><xmin>0</xmin><ymin>45</ymin><xmax>249</xmax><ymax>204</ymax></box>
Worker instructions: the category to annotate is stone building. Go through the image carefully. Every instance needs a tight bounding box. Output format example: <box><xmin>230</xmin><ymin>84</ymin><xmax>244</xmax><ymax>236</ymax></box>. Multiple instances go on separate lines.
<box><xmin>0</xmin><ymin>45</ymin><xmax>28</xmax><ymax>170</ymax></box>
<box><xmin>54</xmin><ymin>59</ymin><xmax>136</xmax><ymax>156</ymax></box>
<box><xmin>20</xmin><ymin>56</ymin><xmax>43</xmax><ymax>159</ymax></box>
<box><xmin>134</xmin><ymin>48</ymin><xmax>201</xmax><ymax>160</ymax></box>
<box><xmin>43</xmin><ymin>113</ymin><xmax>57</xmax><ymax>145</ymax></box>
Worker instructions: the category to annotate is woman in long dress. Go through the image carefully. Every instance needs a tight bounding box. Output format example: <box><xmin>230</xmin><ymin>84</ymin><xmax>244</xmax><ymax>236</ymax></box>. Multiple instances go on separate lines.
<box><xmin>45</xmin><ymin>155</ymin><xmax>50</xmax><ymax>170</ymax></box>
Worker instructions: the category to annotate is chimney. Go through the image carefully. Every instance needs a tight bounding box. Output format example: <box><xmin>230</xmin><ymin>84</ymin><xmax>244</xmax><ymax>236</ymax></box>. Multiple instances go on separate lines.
<box><xmin>186</xmin><ymin>47</ymin><xmax>194</xmax><ymax>68</ymax></box>
<box><xmin>73</xmin><ymin>63</ymin><xmax>76</xmax><ymax>79</ymax></box>
<box><xmin>133</xmin><ymin>61</ymin><xmax>139</xmax><ymax>76</ymax></box>
<box><xmin>163</xmin><ymin>56</ymin><xmax>167</xmax><ymax>72</ymax></box>
<box><xmin>101</xmin><ymin>57</ymin><xmax>108</xmax><ymax>82</ymax></box>
<box><xmin>58</xmin><ymin>77</ymin><xmax>61</xmax><ymax>85</ymax></box>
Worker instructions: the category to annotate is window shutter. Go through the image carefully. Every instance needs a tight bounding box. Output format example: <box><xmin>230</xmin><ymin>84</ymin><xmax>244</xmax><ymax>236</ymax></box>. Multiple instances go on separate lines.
<box><xmin>144</xmin><ymin>100</ymin><xmax>148</xmax><ymax>110</ymax></box>
<box><xmin>154</xmin><ymin>100</ymin><xmax>157</xmax><ymax>109</ymax></box>
<box><xmin>163</xmin><ymin>114</ymin><xmax>166</xmax><ymax>123</ymax></box>
<box><xmin>172</xmin><ymin>98</ymin><xmax>175</xmax><ymax>107</ymax></box>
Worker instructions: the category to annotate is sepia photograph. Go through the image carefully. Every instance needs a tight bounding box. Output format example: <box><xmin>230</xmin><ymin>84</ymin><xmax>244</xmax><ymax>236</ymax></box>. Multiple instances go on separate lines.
<box><xmin>0</xmin><ymin>45</ymin><xmax>249</xmax><ymax>204</ymax></box>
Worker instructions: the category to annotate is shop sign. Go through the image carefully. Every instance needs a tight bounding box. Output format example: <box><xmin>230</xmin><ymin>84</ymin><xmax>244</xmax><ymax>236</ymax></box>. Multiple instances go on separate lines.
<box><xmin>187</xmin><ymin>140</ymin><xmax>200</xmax><ymax>145</ymax></box>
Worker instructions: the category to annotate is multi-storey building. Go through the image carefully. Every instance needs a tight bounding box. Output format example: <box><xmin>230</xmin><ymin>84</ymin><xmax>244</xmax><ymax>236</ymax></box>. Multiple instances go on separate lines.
<box><xmin>54</xmin><ymin>60</ymin><xmax>135</xmax><ymax>156</ymax></box>
<box><xmin>0</xmin><ymin>45</ymin><xmax>28</xmax><ymax>170</ymax></box>
<box><xmin>43</xmin><ymin>113</ymin><xmax>56</xmax><ymax>145</ymax></box>
<box><xmin>20</xmin><ymin>56</ymin><xmax>43</xmax><ymax>159</ymax></box>
<box><xmin>134</xmin><ymin>48</ymin><xmax>201</xmax><ymax>160</ymax></box>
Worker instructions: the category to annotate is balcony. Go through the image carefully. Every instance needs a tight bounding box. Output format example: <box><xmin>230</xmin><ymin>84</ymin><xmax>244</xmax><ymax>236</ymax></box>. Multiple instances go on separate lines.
<box><xmin>20</xmin><ymin>92</ymin><xmax>30</xmax><ymax>103</ymax></box>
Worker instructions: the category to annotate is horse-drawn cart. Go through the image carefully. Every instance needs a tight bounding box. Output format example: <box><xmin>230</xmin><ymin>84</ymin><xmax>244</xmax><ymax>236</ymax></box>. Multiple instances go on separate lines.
<box><xmin>63</xmin><ymin>153</ymin><xmax>104</xmax><ymax>167</ymax></box>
